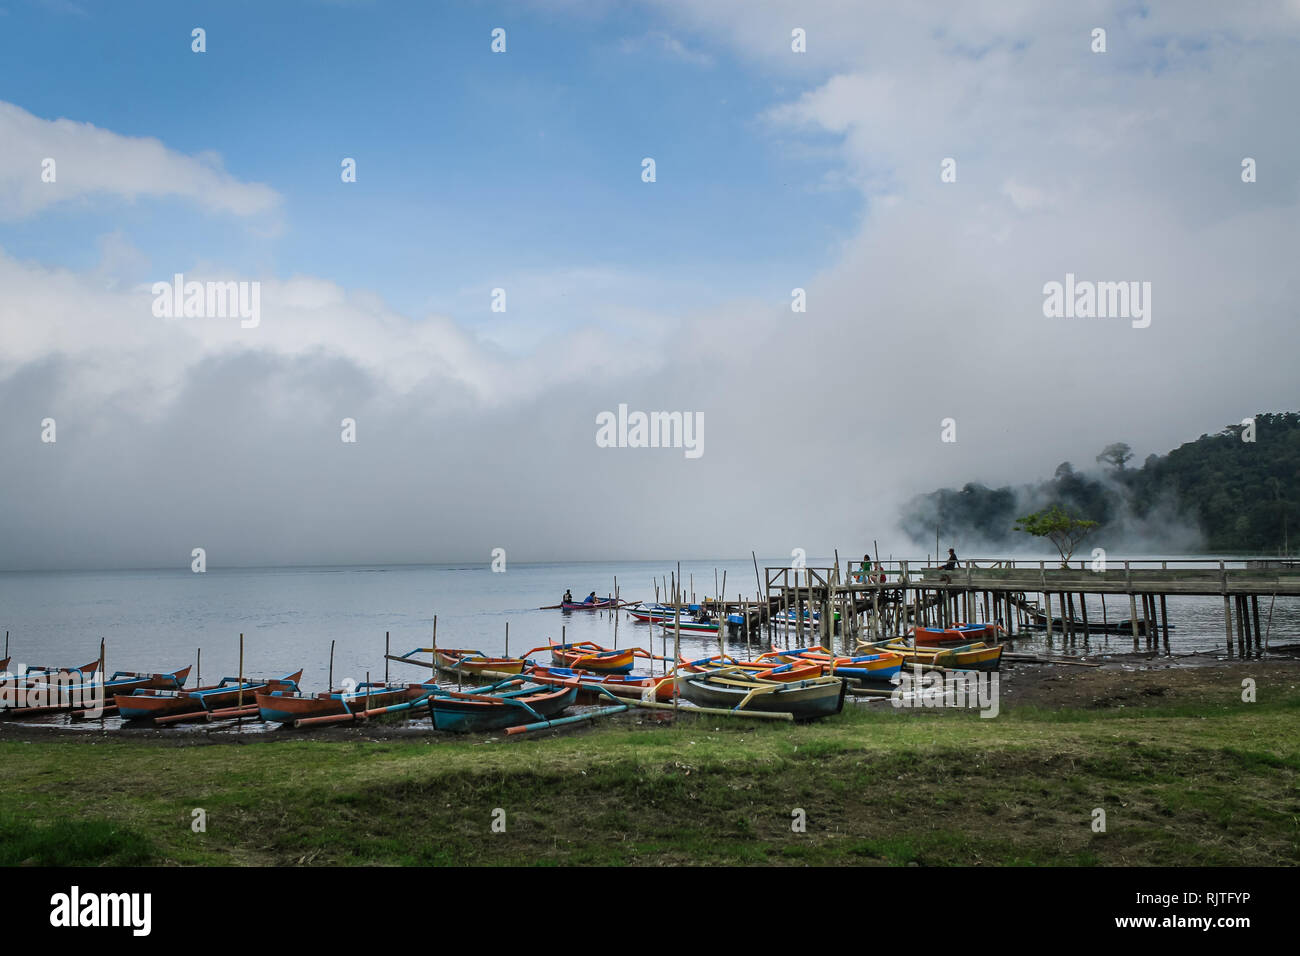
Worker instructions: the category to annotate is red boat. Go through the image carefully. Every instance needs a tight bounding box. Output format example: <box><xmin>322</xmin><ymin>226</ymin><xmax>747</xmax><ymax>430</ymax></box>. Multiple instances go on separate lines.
<box><xmin>913</xmin><ymin>623</ymin><xmax>995</xmax><ymax>646</ymax></box>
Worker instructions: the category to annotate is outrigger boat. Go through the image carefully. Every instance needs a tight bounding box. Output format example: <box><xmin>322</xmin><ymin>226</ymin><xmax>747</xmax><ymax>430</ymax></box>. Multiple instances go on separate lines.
<box><xmin>540</xmin><ymin>597</ymin><xmax>633</xmax><ymax>610</ymax></box>
<box><xmin>526</xmin><ymin>665</ymin><xmax>677</xmax><ymax>702</ymax></box>
<box><xmin>674</xmin><ymin>668</ymin><xmax>845</xmax><ymax>720</ymax></box>
<box><xmin>913</xmin><ymin>623</ymin><xmax>996</xmax><ymax>646</ymax></box>
<box><xmin>423</xmin><ymin>676</ymin><xmax>579</xmax><ymax>732</ymax></box>
<box><xmin>1</xmin><ymin>660</ymin><xmax>99</xmax><ymax>689</ymax></box>
<box><xmin>256</xmin><ymin>681</ymin><xmax>422</xmax><ymax>724</ymax></box>
<box><xmin>676</xmin><ymin>653</ymin><xmax>824</xmax><ymax>683</ymax></box>
<box><xmin>536</xmin><ymin>640</ymin><xmax>637</xmax><ymax>674</ymax></box>
<box><xmin>760</xmin><ymin>646</ymin><xmax>903</xmax><ymax>682</ymax></box>
<box><xmin>859</xmin><ymin>639</ymin><xmax>1002</xmax><ymax>672</ymax></box>
<box><xmin>432</xmin><ymin>648</ymin><xmax>528</xmax><ymax>678</ymax></box>
<box><xmin>627</xmin><ymin>604</ymin><xmax>722</xmax><ymax>632</ymax></box>
<box><xmin>115</xmin><ymin>670</ymin><xmax>304</xmax><ymax>722</ymax></box>
<box><xmin>3</xmin><ymin>665</ymin><xmax>192</xmax><ymax>716</ymax></box>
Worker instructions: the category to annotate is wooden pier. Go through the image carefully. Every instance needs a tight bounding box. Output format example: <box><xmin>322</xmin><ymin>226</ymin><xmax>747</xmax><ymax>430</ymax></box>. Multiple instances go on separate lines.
<box><xmin>755</xmin><ymin>559</ymin><xmax>1300</xmax><ymax>657</ymax></box>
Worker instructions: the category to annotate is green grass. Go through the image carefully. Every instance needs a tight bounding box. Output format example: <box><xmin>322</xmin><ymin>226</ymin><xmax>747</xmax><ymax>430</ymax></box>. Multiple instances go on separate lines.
<box><xmin>2</xmin><ymin>687</ymin><xmax>1298</xmax><ymax>866</ymax></box>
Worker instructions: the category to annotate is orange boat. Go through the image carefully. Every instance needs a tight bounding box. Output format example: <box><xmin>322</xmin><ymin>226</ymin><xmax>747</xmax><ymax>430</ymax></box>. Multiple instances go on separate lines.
<box><xmin>542</xmin><ymin>641</ymin><xmax>637</xmax><ymax>674</ymax></box>
<box><xmin>913</xmin><ymin>623</ymin><xmax>995</xmax><ymax>646</ymax></box>
<box><xmin>434</xmin><ymin>648</ymin><xmax>527</xmax><ymax>677</ymax></box>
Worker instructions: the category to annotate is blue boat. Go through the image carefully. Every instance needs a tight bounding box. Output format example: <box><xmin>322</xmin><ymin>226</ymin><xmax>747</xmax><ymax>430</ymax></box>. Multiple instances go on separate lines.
<box><xmin>422</xmin><ymin>677</ymin><xmax>579</xmax><ymax>733</ymax></box>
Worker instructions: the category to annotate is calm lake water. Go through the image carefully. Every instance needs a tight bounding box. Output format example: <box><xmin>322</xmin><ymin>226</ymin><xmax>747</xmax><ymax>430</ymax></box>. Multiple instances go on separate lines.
<box><xmin>1</xmin><ymin>557</ymin><xmax>1295</xmax><ymax>693</ymax></box>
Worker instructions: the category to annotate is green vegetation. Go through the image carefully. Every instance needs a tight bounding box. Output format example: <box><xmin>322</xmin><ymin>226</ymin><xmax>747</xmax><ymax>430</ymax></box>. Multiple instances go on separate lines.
<box><xmin>1013</xmin><ymin>505</ymin><xmax>1099</xmax><ymax>565</ymax></box>
<box><xmin>903</xmin><ymin>411</ymin><xmax>1300</xmax><ymax>553</ymax></box>
<box><xmin>2</xmin><ymin>676</ymin><xmax>1297</xmax><ymax>866</ymax></box>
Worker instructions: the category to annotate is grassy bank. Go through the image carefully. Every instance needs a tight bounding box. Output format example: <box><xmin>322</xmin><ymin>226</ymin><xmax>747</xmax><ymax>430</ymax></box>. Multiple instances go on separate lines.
<box><xmin>2</xmin><ymin>667</ymin><xmax>1298</xmax><ymax>866</ymax></box>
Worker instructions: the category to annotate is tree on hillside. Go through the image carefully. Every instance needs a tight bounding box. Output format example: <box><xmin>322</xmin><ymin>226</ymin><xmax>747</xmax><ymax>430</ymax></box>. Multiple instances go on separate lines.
<box><xmin>1096</xmin><ymin>442</ymin><xmax>1133</xmax><ymax>470</ymax></box>
<box><xmin>1013</xmin><ymin>506</ymin><xmax>1099</xmax><ymax>566</ymax></box>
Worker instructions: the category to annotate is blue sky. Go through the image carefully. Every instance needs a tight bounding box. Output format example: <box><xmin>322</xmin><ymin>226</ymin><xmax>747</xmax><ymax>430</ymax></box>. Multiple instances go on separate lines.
<box><xmin>0</xmin><ymin>0</ymin><xmax>856</xmax><ymax>323</ymax></box>
<box><xmin>2</xmin><ymin>1</ymin><xmax>1298</xmax><ymax>569</ymax></box>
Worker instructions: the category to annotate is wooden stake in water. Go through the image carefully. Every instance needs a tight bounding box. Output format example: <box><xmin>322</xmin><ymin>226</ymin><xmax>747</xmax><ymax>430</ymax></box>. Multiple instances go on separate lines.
<box><xmin>505</xmin><ymin>622</ymin><xmax>509</xmax><ymax>658</ymax></box>
<box><xmin>237</xmin><ymin>633</ymin><xmax>244</xmax><ymax>730</ymax></box>
<box><xmin>197</xmin><ymin>647</ymin><xmax>201</xmax><ymax>687</ymax></box>
<box><xmin>328</xmin><ymin>640</ymin><xmax>335</xmax><ymax>692</ymax></box>
<box><xmin>385</xmin><ymin>632</ymin><xmax>390</xmax><ymax>684</ymax></box>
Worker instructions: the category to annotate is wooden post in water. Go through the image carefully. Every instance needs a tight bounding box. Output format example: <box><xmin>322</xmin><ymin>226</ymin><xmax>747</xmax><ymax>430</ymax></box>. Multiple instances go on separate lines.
<box><xmin>1128</xmin><ymin>593</ymin><xmax>1140</xmax><ymax>649</ymax></box>
<box><xmin>1160</xmin><ymin>594</ymin><xmax>1170</xmax><ymax>653</ymax></box>
<box><xmin>197</xmin><ymin>647</ymin><xmax>202</xmax><ymax>687</ymax></box>
<box><xmin>432</xmin><ymin>615</ymin><xmax>438</xmax><ymax>672</ymax></box>
<box><xmin>1223</xmin><ymin>594</ymin><xmax>1234</xmax><ymax>656</ymax></box>
<box><xmin>1250</xmin><ymin>595</ymin><xmax>1261</xmax><ymax>657</ymax></box>
<box><xmin>1044</xmin><ymin>592</ymin><xmax>1053</xmax><ymax>645</ymax></box>
<box><xmin>1079</xmin><ymin>593</ymin><xmax>1090</xmax><ymax>644</ymax></box>
<box><xmin>505</xmin><ymin>621</ymin><xmax>509</xmax><ymax>659</ymax></box>
<box><xmin>237</xmin><ymin>633</ymin><xmax>244</xmax><ymax>729</ymax></box>
<box><xmin>385</xmin><ymin>632</ymin><xmax>390</xmax><ymax>684</ymax></box>
<box><xmin>328</xmin><ymin>640</ymin><xmax>335</xmax><ymax>691</ymax></box>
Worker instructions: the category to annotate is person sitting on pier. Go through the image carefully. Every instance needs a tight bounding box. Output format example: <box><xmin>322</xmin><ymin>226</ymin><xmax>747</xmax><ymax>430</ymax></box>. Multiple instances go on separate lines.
<box><xmin>563</xmin><ymin>589</ymin><xmax>573</xmax><ymax>604</ymax></box>
<box><xmin>942</xmin><ymin>548</ymin><xmax>959</xmax><ymax>571</ymax></box>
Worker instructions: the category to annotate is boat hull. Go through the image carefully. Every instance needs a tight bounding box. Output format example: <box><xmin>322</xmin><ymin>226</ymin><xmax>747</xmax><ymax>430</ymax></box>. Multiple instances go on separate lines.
<box><xmin>426</xmin><ymin>684</ymin><xmax>578</xmax><ymax>732</ymax></box>
<box><xmin>677</xmin><ymin>675</ymin><xmax>845</xmax><ymax>720</ymax></box>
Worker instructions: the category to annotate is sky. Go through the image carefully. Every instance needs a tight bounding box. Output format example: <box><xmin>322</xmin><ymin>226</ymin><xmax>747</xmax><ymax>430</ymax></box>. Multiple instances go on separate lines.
<box><xmin>0</xmin><ymin>0</ymin><xmax>1297</xmax><ymax>570</ymax></box>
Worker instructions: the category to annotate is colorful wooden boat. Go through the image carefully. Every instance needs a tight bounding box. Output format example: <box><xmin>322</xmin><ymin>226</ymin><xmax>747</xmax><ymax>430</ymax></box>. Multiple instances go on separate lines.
<box><xmin>544</xmin><ymin>641</ymin><xmax>637</xmax><ymax>674</ymax></box>
<box><xmin>913</xmin><ymin>623</ymin><xmax>994</xmax><ymax>646</ymax></box>
<box><xmin>561</xmin><ymin>598</ymin><xmax>618</xmax><ymax>610</ymax></box>
<box><xmin>862</xmin><ymin>640</ymin><xmax>1002</xmax><ymax>672</ymax></box>
<box><xmin>4</xmin><ymin>665</ymin><xmax>191</xmax><ymax>715</ymax></box>
<box><xmin>424</xmin><ymin>677</ymin><xmax>579</xmax><ymax>732</ymax></box>
<box><xmin>256</xmin><ymin>682</ymin><xmax>422</xmax><ymax>724</ymax></box>
<box><xmin>433</xmin><ymin>648</ymin><xmax>527</xmax><ymax>677</ymax></box>
<box><xmin>677</xmin><ymin>654</ymin><xmax>824</xmax><ymax>683</ymax></box>
<box><xmin>115</xmin><ymin>671</ymin><xmax>303</xmax><ymax>721</ymax></box>
<box><xmin>628</xmin><ymin>606</ymin><xmax>722</xmax><ymax>632</ymax></box>
<box><xmin>526</xmin><ymin>665</ymin><xmax>677</xmax><ymax>702</ymax></box>
<box><xmin>761</xmin><ymin>646</ymin><xmax>903</xmax><ymax>682</ymax></box>
<box><xmin>1</xmin><ymin>660</ymin><xmax>99</xmax><ymax>688</ymax></box>
<box><xmin>675</xmin><ymin>670</ymin><xmax>845</xmax><ymax>720</ymax></box>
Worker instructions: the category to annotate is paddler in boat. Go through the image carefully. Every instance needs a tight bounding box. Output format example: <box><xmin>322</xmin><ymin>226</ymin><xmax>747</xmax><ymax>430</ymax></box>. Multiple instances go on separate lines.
<box><xmin>563</xmin><ymin>589</ymin><xmax>573</xmax><ymax>604</ymax></box>
<box><xmin>584</xmin><ymin>591</ymin><xmax>598</xmax><ymax>604</ymax></box>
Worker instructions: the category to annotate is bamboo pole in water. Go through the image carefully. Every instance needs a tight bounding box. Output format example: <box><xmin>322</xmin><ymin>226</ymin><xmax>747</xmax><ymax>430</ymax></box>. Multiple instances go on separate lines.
<box><xmin>385</xmin><ymin>632</ymin><xmax>390</xmax><ymax>684</ymax></box>
<box><xmin>329</xmin><ymin>640</ymin><xmax>335</xmax><ymax>693</ymax></box>
<box><xmin>236</xmin><ymin>633</ymin><xmax>244</xmax><ymax>729</ymax></box>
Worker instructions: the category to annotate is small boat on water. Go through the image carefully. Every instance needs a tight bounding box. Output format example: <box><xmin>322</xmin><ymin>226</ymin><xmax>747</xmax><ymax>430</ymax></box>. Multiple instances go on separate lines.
<box><xmin>628</xmin><ymin>604</ymin><xmax>722</xmax><ymax>632</ymax></box>
<box><xmin>433</xmin><ymin>648</ymin><xmax>527</xmax><ymax>678</ymax></box>
<box><xmin>116</xmin><ymin>671</ymin><xmax>304</xmax><ymax>721</ymax></box>
<box><xmin>675</xmin><ymin>669</ymin><xmax>845</xmax><ymax>720</ymax></box>
<box><xmin>257</xmin><ymin>682</ymin><xmax>423</xmax><ymax>724</ymax></box>
<box><xmin>1</xmin><ymin>660</ymin><xmax>99</xmax><ymax>689</ymax></box>
<box><xmin>914</xmin><ymin>623</ymin><xmax>995</xmax><ymax>646</ymax></box>
<box><xmin>424</xmin><ymin>677</ymin><xmax>579</xmax><ymax>732</ymax></box>
<box><xmin>540</xmin><ymin>597</ymin><xmax>626</xmax><ymax>610</ymax></box>
<box><xmin>543</xmin><ymin>641</ymin><xmax>637</xmax><ymax>674</ymax></box>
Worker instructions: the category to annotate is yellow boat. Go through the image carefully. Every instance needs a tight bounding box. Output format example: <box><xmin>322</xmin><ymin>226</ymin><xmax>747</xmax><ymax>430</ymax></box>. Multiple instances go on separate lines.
<box><xmin>857</xmin><ymin>640</ymin><xmax>1002</xmax><ymax>672</ymax></box>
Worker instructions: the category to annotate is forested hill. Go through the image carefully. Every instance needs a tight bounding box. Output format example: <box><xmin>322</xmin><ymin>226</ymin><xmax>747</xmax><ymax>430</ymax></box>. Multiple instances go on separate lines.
<box><xmin>900</xmin><ymin>412</ymin><xmax>1300</xmax><ymax>554</ymax></box>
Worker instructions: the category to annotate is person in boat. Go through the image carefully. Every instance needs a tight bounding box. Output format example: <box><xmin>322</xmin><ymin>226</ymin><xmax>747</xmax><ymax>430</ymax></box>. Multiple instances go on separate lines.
<box><xmin>942</xmin><ymin>548</ymin><xmax>959</xmax><ymax>571</ymax></box>
<box><xmin>563</xmin><ymin>589</ymin><xmax>573</xmax><ymax>604</ymax></box>
<box><xmin>584</xmin><ymin>591</ymin><xmax>597</xmax><ymax>604</ymax></box>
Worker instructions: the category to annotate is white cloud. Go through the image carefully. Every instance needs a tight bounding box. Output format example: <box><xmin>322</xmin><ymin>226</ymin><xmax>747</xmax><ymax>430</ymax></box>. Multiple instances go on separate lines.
<box><xmin>0</xmin><ymin>101</ymin><xmax>280</xmax><ymax>221</ymax></box>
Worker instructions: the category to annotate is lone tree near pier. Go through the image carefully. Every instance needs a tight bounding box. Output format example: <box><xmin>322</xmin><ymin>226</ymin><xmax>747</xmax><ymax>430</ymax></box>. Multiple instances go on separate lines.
<box><xmin>1013</xmin><ymin>506</ymin><xmax>1099</xmax><ymax>566</ymax></box>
